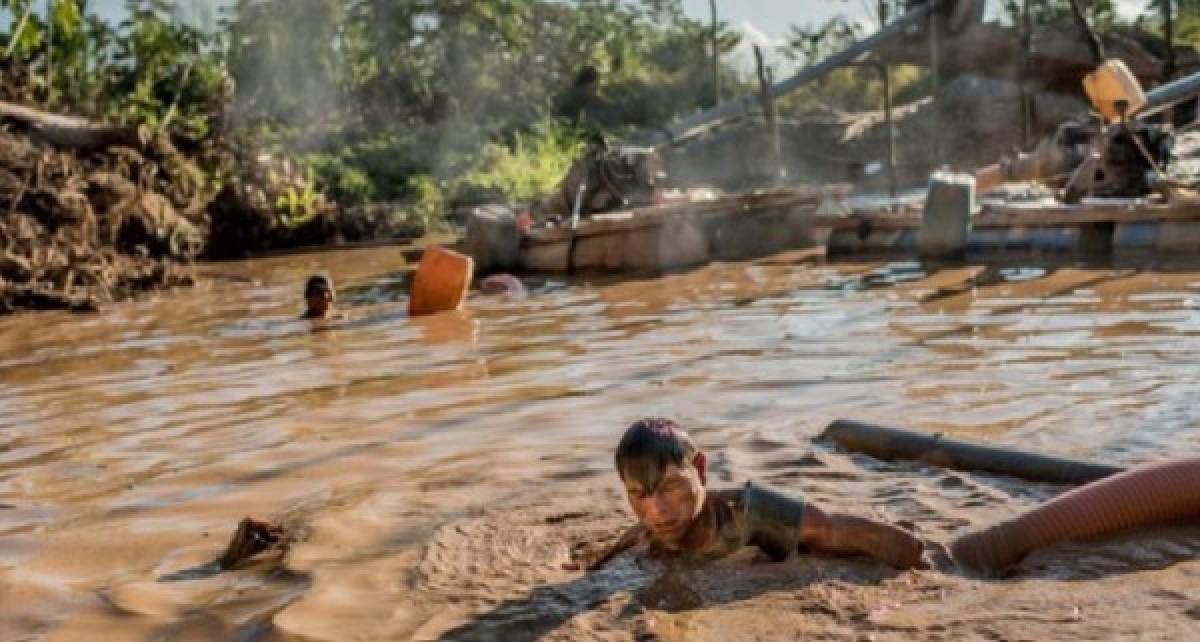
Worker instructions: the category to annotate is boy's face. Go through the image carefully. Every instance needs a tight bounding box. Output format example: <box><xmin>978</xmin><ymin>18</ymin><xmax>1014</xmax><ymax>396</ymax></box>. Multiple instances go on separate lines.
<box><xmin>622</xmin><ymin>453</ymin><xmax>707</xmax><ymax>549</ymax></box>
<box><xmin>306</xmin><ymin>289</ymin><xmax>333</xmax><ymax>317</ymax></box>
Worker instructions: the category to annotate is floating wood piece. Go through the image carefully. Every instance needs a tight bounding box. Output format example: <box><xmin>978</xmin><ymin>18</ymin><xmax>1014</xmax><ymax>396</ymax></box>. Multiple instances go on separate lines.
<box><xmin>217</xmin><ymin>517</ymin><xmax>285</xmax><ymax>570</ymax></box>
<box><xmin>819</xmin><ymin>419</ymin><xmax>1125</xmax><ymax>485</ymax></box>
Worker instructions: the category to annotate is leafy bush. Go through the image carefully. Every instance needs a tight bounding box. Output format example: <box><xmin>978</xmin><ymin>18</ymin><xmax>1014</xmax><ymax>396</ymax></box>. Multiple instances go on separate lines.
<box><xmin>406</xmin><ymin>174</ymin><xmax>446</xmax><ymax>234</ymax></box>
<box><xmin>305</xmin><ymin>152</ymin><xmax>376</xmax><ymax>205</ymax></box>
<box><xmin>275</xmin><ymin>166</ymin><xmax>321</xmax><ymax>228</ymax></box>
<box><xmin>459</xmin><ymin>117</ymin><xmax>586</xmax><ymax>203</ymax></box>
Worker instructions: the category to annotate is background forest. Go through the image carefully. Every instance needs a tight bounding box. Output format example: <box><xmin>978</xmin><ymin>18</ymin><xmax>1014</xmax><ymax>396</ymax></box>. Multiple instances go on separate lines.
<box><xmin>0</xmin><ymin>0</ymin><xmax>1195</xmax><ymax>223</ymax></box>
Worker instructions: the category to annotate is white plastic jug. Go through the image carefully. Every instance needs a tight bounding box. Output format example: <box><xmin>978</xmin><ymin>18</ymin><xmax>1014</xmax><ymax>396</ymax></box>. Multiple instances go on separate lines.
<box><xmin>1083</xmin><ymin>59</ymin><xmax>1146</xmax><ymax>123</ymax></box>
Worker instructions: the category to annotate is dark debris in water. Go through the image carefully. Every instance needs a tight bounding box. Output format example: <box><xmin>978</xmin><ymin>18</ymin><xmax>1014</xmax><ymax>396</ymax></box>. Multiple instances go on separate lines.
<box><xmin>218</xmin><ymin>517</ymin><xmax>286</xmax><ymax>570</ymax></box>
<box><xmin>157</xmin><ymin>516</ymin><xmax>289</xmax><ymax>583</ymax></box>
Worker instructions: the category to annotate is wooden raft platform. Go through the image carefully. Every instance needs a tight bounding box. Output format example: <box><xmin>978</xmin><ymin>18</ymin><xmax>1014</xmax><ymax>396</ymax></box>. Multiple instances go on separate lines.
<box><xmin>830</xmin><ymin>201</ymin><xmax>1200</xmax><ymax>255</ymax></box>
<box><xmin>465</xmin><ymin>193</ymin><xmax>1200</xmax><ymax>275</ymax></box>
<box><xmin>466</xmin><ymin>188</ymin><xmax>847</xmax><ymax>273</ymax></box>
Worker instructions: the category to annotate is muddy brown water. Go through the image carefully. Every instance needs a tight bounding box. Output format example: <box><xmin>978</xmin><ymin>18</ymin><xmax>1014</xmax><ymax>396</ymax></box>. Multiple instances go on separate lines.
<box><xmin>3</xmin><ymin>245</ymin><xmax>1200</xmax><ymax>641</ymax></box>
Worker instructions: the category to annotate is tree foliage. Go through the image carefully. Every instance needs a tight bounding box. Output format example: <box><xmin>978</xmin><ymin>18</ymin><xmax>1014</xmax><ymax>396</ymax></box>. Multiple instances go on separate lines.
<box><xmin>214</xmin><ymin>0</ymin><xmax>742</xmax><ymax>203</ymax></box>
<box><xmin>1</xmin><ymin>0</ymin><xmax>1186</xmax><ymax>215</ymax></box>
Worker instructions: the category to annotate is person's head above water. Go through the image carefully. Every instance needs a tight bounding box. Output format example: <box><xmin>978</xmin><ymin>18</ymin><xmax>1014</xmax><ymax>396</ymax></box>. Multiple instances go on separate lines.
<box><xmin>303</xmin><ymin>273</ymin><xmax>335</xmax><ymax>319</ymax></box>
<box><xmin>615</xmin><ymin>418</ymin><xmax>708</xmax><ymax>548</ymax></box>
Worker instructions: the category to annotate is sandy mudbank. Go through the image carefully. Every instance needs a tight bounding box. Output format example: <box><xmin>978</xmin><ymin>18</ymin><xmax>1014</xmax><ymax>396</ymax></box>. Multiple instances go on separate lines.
<box><xmin>265</xmin><ymin>450</ymin><xmax>1200</xmax><ymax>641</ymax></box>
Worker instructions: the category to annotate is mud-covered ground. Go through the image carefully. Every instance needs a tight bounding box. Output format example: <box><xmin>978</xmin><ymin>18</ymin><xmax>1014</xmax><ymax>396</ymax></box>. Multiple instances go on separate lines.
<box><xmin>389</xmin><ymin>458</ymin><xmax>1200</xmax><ymax>641</ymax></box>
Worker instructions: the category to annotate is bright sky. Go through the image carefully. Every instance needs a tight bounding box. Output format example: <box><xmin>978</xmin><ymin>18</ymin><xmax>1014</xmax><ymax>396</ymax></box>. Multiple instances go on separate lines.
<box><xmin>688</xmin><ymin>0</ymin><xmax>1149</xmax><ymax>73</ymax></box>
<box><xmin>692</xmin><ymin>1</ymin><xmax>873</xmax><ymax>72</ymax></box>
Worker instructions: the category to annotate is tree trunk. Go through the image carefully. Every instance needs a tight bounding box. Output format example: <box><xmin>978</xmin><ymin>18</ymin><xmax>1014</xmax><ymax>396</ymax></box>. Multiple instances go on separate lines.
<box><xmin>0</xmin><ymin>100</ymin><xmax>148</xmax><ymax>149</ymax></box>
<box><xmin>45</xmin><ymin>0</ymin><xmax>54</xmax><ymax>105</ymax></box>
<box><xmin>709</xmin><ymin>0</ymin><xmax>720</xmax><ymax>107</ymax></box>
<box><xmin>753</xmin><ymin>45</ymin><xmax>781</xmax><ymax>182</ymax></box>
<box><xmin>1164</xmin><ymin>0</ymin><xmax>1176</xmax><ymax>79</ymax></box>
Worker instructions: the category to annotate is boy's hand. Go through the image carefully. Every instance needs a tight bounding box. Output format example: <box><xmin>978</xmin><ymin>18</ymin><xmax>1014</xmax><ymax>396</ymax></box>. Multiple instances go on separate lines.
<box><xmin>561</xmin><ymin>525</ymin><xmax>642</xmax><ymax>572</ymax></box>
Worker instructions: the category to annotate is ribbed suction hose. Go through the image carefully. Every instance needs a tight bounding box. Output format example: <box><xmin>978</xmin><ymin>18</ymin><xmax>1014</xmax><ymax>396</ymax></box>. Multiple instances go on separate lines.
<box><xmin>951</xmin><ymin>456</ymin><xmax>1200</xmax><ymax>575</ymax></box>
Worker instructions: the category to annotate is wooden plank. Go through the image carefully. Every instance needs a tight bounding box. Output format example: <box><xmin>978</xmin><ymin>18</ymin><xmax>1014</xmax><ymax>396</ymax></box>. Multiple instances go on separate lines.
<box><xmin>834</xmin><ymin>201</ymin><xmax>1200</xmax><ymax>232</ymax></box>
<box><xmin>526</xmin><ymin>188</ymin><xmax>832</xmax><ymax>243</ymax></box>
<box><xmin>976</xmin><ymin>202</ymin><xmax>1200</xmax><ymax>226</ymax></box>
<box><xmin>526</xmin><ymin>192</ymin><xmax>1200</xmax><ymax>256</ymax></box>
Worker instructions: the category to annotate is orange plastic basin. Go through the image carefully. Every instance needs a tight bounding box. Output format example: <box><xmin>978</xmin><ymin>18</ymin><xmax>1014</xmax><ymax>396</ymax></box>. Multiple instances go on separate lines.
<box><xmin>409</xmin><ymin>245</ymin><xmax>474</xmax><ymax>317</ymax></box>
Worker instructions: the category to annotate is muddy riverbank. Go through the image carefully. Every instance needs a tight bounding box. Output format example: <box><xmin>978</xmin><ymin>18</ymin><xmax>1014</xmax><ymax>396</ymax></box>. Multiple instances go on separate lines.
<box><xmin>2</xmin><ymin>246</ymin><xmax>1200</xmax><ymax>640</ymax></box>
<box><xmin>0</xmin><ymin>116</ymin><xmax>422</xmax><ymax>316</ymax></box>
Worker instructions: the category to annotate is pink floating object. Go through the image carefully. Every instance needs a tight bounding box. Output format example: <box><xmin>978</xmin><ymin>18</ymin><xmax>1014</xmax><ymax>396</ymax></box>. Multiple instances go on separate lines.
<box><xmin>480</xmin><ymin>273</ymin><xmax>526</xmax><ymax>295</ymax></box>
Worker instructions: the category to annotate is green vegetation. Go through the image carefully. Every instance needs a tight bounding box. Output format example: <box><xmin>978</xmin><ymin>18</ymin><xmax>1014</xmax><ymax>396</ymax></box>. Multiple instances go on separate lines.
<box><xmin>406</xmin><ymin>174</ymin><xmax>446</xmax><ymax>234</ymax></box>
<box><xmin>0</xmin><ymin>0</ymin><xmax>749</xmax><ymax>229</ymax></box>
<box><xmin>460</xmin><ymin>117</ymin><xmax>588</xmax><ymax>203</ymax></box>
<box><xmin>275</xmin><ymin>166</ymin><xmax>321</xmax><ymax>228</ymax></box>
<box><xmin>0</xmin><ymin>0</ymin><xmax>1193</xmax><ymax>235</ymax></box>
<box><xmin>214</xmin><ymin>0</ymin><xmax>747</xmax><ymax>224</ymax></box>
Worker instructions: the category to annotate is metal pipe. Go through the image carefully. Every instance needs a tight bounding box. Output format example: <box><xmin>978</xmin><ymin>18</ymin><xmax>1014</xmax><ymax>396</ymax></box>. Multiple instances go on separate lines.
<box><xmin>1140</xmin><ymin>67</ymin><xmax>1200</xmax><ymax>117</ymax></box>
<box><xmin>566</xmin><ymin>179</ymin><xmax>587</xmax><ymax>274</ymax></box>
<box><xmin>820</xmin><ymin>420</ymin><xmax>1124</xmax><ymax>485</ymax></box>
<box><xmin>648</xmin><ymin>0</ymin><xmax>942</xmax><ymax>145</ymax></box>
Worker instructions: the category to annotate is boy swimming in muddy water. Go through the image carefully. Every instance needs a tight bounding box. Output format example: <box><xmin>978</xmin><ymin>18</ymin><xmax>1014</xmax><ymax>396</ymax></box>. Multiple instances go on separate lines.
<box><xmin>578</xmin><ymin>418</ymin><xmax>925</xmax><ymax>571</ymax></box>
<box><xmin>301</xmin><ymin>268</ymin><xmax>522</xmax><ymax>326</ymax></box>
<box><xmin>302</xmin><ymin>273</ymin><xmax>344</xmax><ymax>320</ymax></box>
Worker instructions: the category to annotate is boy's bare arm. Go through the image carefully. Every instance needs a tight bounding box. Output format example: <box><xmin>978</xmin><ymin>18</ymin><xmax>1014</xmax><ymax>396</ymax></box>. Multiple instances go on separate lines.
<box><xmin>800</xmin><ymin>503</ymin><xmax>924</xmax><ymax>569</ymax></box>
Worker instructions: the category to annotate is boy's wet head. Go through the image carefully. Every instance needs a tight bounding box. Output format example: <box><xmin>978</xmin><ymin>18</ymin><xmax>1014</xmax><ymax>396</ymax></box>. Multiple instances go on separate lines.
<box><xmin>615</xmin><ymin>418</ymin><xmax>698</xmax><ymax>492</ymax></box>
<box><xmin>615</xmin><ymin>418</ymin><xmax>708</xmax><ymax>548</ymax></box>
<box><xmin>304</xmin><ymin>273</ymin><xmax>335</xmax><ymax>318</ymax></box>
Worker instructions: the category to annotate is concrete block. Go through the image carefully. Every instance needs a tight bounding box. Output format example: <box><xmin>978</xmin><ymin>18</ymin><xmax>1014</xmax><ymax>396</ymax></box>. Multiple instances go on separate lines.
<box><xmin>919</xmin><ymin>172</ymin><xmax>975</xmax><ymax>258</ymax></box>
<box><xmin>1156</xmin><ymin>222</ymin><xmax>1200</xmax><ymax>253</ymax></box>
<box><xmin>463</xmin><ymin>205</ymin><xmax>521</xmax><ymax>273</ymax></box>
<box><xmin>1114</xmin><ymin>222</ymin><xmax>1159</xmax><ymax>250</ymax></box>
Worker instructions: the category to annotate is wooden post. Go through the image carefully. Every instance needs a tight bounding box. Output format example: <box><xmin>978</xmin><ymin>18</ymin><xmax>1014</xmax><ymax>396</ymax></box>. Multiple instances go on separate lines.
<box><xmin>1164</xmin><ymin>0</ymin><xmax>1176</xmax><ymax>80</ymax></box>
<box><xmin>709</xmin><ymin>0</ymin><xmax>720</xmax><ymax>106</ymax></box>
<box><xmin>882</xmin><ymin>62</ymin><xmax>897</xmax><ymax>198</ymax></box>
<box><xmin>753</xmin><ymin>45</ymin><xmax>781</xmax><ymax>182</ymax></box>
<box><xmin>45</xmin><ymin>0</ymin><xmax>53</xmax><ymax>105</ymax></box>
<box><xmin>928</xmin><ymin>4</ymin><xmax>941</xmax><ymax>168</ymax></box>
<box><xmin>876</xmin><ymin>0</ymin><xmax>896</xmax><ymax>197</ymax></box>
<box><xmin>1067</xmin><ymin>0</ymin><xmax>1106</xmax><ymax>64</ymax></box>
<box><xmin>1019</xmin><ymin>0</ymin><xmax>1033</xmax><ymax>145</ymax></box>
